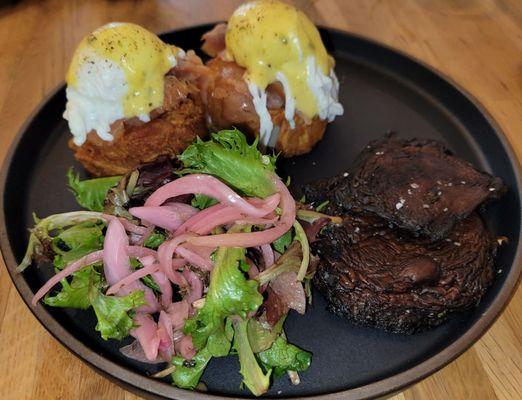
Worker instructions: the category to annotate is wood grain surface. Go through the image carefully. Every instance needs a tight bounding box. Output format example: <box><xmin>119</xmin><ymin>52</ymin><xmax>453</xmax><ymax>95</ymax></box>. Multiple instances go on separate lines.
<box><xmin>0</xmin><ymin>0</ymin><xmax>521</xmax><ymax>399</ymax></box>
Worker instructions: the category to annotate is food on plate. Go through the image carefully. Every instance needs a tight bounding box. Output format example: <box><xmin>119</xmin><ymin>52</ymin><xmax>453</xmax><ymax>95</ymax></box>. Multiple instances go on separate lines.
<box><xmin>301</xmin><ymin>134</ymin><xmax>505</xmax><ymax>241</ymax></box>
<box><xmin>313</xmin><ymin>213</ymin><xmax>496</xmax><ymax>333</ymax></box>
<box><xmin>64</xmin><ymin>22</ymin><xmax>207</xmax><ymax>176</ymax></box>
<box><xmin>22</xmin><ymin>130</ymin><xmax>314</xmax><ymax>396</ymax></box>
<box><xmin>16</xmin><ymin>7</ymin><xmax>508</xmax><ymax>390</ymax></box>
<box><xmin>299</xmin><ymin>135</ymin><xmax>505</xmax><ymax>333</ymax></box>
<box><xmin>200</xmin><ymin>0</ymin><xmax>344</xmax><ymax>156</ymax></box>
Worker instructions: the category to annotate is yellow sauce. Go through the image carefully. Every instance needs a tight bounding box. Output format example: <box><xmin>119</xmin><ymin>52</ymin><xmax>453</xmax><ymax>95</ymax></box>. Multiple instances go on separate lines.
<box><xmin>225</xmin><ymin>0</ymin><xmax>333</xmax><ymax>118</ymax></box>
<box><xmin>66</xmin><ymin>23</ymin><xmax>176</xmax><ymax>119</ymax></box>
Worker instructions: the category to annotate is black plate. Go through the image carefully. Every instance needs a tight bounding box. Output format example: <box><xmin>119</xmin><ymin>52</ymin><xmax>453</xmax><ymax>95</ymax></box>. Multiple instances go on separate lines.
<box><xmin>1</xmin><ymin>25</ymin><xmax>521</xmax><ymax>400</ymax></box>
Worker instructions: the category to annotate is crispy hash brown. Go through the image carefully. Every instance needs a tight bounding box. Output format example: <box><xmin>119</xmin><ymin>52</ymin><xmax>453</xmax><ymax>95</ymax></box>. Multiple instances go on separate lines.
<box><xmin>70</xmin><ymin>75</ymin><xmax>207</xmax><ymax>177</ymax></box>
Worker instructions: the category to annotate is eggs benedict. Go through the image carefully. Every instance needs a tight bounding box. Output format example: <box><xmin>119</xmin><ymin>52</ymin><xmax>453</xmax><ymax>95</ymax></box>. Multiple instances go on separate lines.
<box><xmin>201</xmin><ymin>0</ymin><xmax>343</xmax><ymax>156</ymax></box>
<box><xmin>65</xmin><ymin>22</ymin><xmax>207</xmax><ymax>176</ymax></box>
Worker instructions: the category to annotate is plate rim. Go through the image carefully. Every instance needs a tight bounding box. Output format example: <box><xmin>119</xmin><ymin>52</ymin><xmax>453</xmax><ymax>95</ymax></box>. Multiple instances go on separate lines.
<box><xmin>1</xmin><ymin>24</ymin><xmax>521</xmax><ymax>400</ymax></box>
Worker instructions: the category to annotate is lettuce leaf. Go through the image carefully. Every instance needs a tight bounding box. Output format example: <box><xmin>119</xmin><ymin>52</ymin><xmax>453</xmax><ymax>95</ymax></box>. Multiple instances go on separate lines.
<box><xmin>171</xmin><ymin>346</ymin><xmax>213</xmax><ymax>390</ymax></box>
<box><xmin>67</xmin><ymin>168</ymin><xmax>121</xmax><ymax>211</ymax></box>
<box><xmin>185</xmin><ymin>247</ymin><xmax>263</xmax><ymax>357</ymax></box>
<box><xmin>44</xmin><ymin>264</ymin><xmax>145</xmax><ymax>340</ymax></box>
<box><xmin>18</xmin><ymin>211</ymin><xmax>107</xmax><ymax>272</ymax></box>
<box><xmin>179</xmin><ymin>129</ymin><xmax>277</xmax><ymax>198</ymax></box>
<box><xmin>191</xmin><ymin>194</ymin><xmax>218</xmax><ymax>210</ymax></box>
<box><xmin>143</xmin><ymin>231</ymin><xmax>166</xmax><ymax>249</ymax></box>
<box><xmin>90</xmin><ymin>287</ymin><xmax>145</xmax><ymax>341</ymax></box>
<box><xmin>272</xmin><ymin>229</ymin><xmax>293</xmax><ymax>253</ymax></box>
<box><xmin>35</xmin><ymin>214</ymin><xmax>144</xmax><ymax>341</ymax></box>
<box><xmin>44</xmin><ymin>266</ymin><xmax>97</xmax><ymax>309</ymax></box>
<box><xmin>51</xmin><ymin>221</ymin><xmax>105</xmax><ymax>269</ymax></box>
<box><xmin>233</xmin><ymin>318</ymin><xmax>271</xmax><ymax>396</ymax></box>
<box><xmin>179</xmin><ymin>247</ymin><xmax>281</xmax><ymax>394</ymax></box>
<box><xmin>257</xmin><ymin>336</ymin><xmax>312</xmax><ymax>379</ymax></box>
<box><xmin>129</xmin><ymin>258</ymin><xmax>161</xmax><ymax>293</ymax></box>
<box><xmin>247</xmin><ymin>315</ymin><xmax>285</xmax><ymax>353</ymax></box>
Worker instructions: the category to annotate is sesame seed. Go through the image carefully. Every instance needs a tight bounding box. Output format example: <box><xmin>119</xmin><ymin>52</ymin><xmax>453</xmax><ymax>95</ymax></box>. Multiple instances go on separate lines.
<box><xmin>410</xmin><ymin>183</ymin><xmax>419</xmax><ymax>189</ymax></box>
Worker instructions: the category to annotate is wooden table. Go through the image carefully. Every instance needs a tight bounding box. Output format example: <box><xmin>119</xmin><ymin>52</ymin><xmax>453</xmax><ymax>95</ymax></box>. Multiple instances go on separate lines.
<box><xmin>0</xmin><ymin>0</ymin><xmax>521</xmax><ymax>399</ymax></box>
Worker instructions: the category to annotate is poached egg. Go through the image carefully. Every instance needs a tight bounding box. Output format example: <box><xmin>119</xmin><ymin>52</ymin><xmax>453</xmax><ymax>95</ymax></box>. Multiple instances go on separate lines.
<box><xmin>225</xmin><ymin>0</ymin><xmax>344</xmax><ymax>145</ymax></box>
<box><xmin>64</xmin><ymin>22</ymin><xmax>179</xmax><ymax>146</ymax></box>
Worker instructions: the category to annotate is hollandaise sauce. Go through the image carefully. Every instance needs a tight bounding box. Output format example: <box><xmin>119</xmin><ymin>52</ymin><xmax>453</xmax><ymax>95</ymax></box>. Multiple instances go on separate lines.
<box><xmin>226</xmin><ymin>0</ymin><xmax>332</xmax><ymax>118</ymax></box>
<box><xmin>67</xmin><ymin>23</ymin><xmax>177</xmax><ymax>120</ymax></box>
<box><xmin>225</xmin><ymin>0</ymin><xmax>343</xmax><ymax>145</ymax></box>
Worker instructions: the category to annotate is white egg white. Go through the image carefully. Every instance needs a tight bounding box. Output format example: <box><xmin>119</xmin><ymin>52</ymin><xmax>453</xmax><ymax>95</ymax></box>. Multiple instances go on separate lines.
<box><xmin>64</xmin><ymin>50</ymin><xmax>128</xmax><ymax>146</ymax></box>
<box><xmin>64</xmin><ymin>46</ymin><xmax>178</xmax><ymax>146</ymax></box>
<box><xmin>247</xmin><ymin>56</ymin><xmax>344</xmax><ymax>146</ymax></box>
<box><xmin>305</xmin><ymin>56</ymin><xmax>344</xmax><ymax>122</ymax></box>
<box><xmin>247</xmin><ymin>81</ymin><xmax>274</xmax><ymax>147</ymax></box>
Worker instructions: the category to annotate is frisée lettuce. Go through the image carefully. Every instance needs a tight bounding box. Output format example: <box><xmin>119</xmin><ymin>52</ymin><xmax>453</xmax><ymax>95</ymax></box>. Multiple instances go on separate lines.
<box><xmin>179</xmin><ymin>129</ymin><xmax>277</xmax><ymax>198</ymax></box>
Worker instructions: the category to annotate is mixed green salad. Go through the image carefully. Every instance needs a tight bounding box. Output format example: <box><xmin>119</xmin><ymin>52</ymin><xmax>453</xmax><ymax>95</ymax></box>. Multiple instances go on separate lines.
<box><xmin>21</xmin><ymin>129</ymin><xmax>335</xmax><ymax>395</ymax></box>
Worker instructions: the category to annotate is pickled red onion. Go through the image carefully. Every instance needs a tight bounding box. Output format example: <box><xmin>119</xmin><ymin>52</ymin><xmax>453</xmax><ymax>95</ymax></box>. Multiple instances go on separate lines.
<box><xmin>106</xmin><ymin>261</ymin><xmax>160</xmax><ymax>295</ymax></box>
<box><xmin>166</xmin><ymin>300</ymin><xmax>190</xmax><ymax>331</ymax></box>
<box><xmin>134</xmin><ymin>225</ymin><xmax>154</xmax><ymax>246</ymax></box>
<box><xmin>104</xmin><ymin>219</ymin><xmax>159</xmax><ymax>313</ymax></box>
<box><xmin>151</xmin><ymin>270</ymin><xmax>173</xmax><ymax>308</ymax></box>
<box><xmin>129</xmin><ymin>203</ymin><xmax>198</xmax><ymax>232</ymax></box>
<box><xmin>235</xmin><ymin>216</ymin><xmax>278</xmax><ymax>226</ymax></box>
<box><xmin>183</xmin><ymin>268</ymin><xmax>204</xmax><ymax>307</ymax></box>
<box><xmin>158</xmin><ymin>310</ymin><xmax>174</xmax><ymax>360</ymax></box>
<box><xmin>145</xmin><ymin>174</ymin><xmax>275</xmax><ymax>217</ymax></box>
<box><xmin>157</xmin><ymin>235</ymin><xmax>191</xmax><ymax>285</ymax></box>
<box><xmin>103</xmin><ymin>219</ymin><xmax>132</xmax><ymax>286</ymax></box>
<box><xmin>176</xmin><ymin>246</ymin><xmax>213</xmax><ymax>271</ymax></box>
<box><xmin>127</xmin><ymin>247</ymin><xmax>157</xmax><ymax>259</ymax></box>
<box><xmin>178</xmin><ymin>194</ymin><xmax>279</xmax><ymax>236</ymax></box>
<box><xmin>101</xmin><ymin>214</ymin><xmax>149</xmax><ymax>235</ymax></box>
<box><xmin>190</xmin><ymin>206</ymin><xmax>243</xmax><ymax>235</ymax></box>
<box><xmin>32</xmin><ymin>250</ymin><xmax>104</xmax><ymax>305</ymax></box>
<box><xmin>175</xmin><ymin>203</ymin><xmax>227</xmax><ymax>235</ymax></box>
<box><xmin>131</xmin><ymin>313</ymin><xmax>160</xmax><ymax>361</ymax></box>
<box><xmin>186</xmin><ymin>180</ymin><xmax>295</xmax><ymax>248</ymax></box>
<box><xmin>31</xmin><ymin>245</ymin><xmax>156</xmax><ymax>306</ymax></box>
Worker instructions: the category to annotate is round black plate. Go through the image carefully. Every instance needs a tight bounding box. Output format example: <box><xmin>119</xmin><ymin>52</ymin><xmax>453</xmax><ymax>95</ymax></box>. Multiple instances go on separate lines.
<box><xmin>1</xmin><ymin>25</ymin><xmax>521</xmax><ymax>400</ymax></box>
